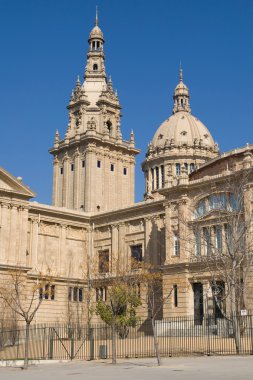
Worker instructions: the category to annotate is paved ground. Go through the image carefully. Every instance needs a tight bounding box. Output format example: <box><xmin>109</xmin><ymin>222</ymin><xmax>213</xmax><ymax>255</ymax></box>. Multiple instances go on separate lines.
<box><xmin>0</xmin><ymin>356</ymin><xmax>253</xmax><ymax>380</ymax></box>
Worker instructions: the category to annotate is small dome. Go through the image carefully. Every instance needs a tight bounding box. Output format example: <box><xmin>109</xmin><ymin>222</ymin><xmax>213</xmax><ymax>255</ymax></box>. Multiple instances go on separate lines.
<box><xmin>151</xmin><ymin>111</ymin><xmax>216</xmax><ymax>150</ymax></box>
<box><xmin>89</xmin><ymin>25</ymin><xmax>104</xmax><ymax>41</ymax></box>
<box><xmin>174</xmin><ymin>81</ymin><xmax>189</xmax><ymax>97</ymax></box>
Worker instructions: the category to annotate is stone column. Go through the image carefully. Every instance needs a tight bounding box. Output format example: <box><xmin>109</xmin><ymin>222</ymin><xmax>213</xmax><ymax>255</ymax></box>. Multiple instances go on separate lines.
<box><xmin>144</xmin><ymin>217</ymin><xmax>152</xmax><ymax>263</ymax></box>
<box><xmin>60</xmin><ymin>224</ymin><xmax>67</xmax><ymax>276</ymax></box>
<box><xmin>164</xmin><ymin>202</ymin><xmax>172</xmax><ymax>264</ymax></box>
<box><xmin>129</xmin><ymin>156</ymin><xmax>135</xmax><ymax>205</ymax></box>
<box><xmin>0</xmin><ymin>203</ymin><xmax>10</xmax><ymax>263</ymax></box>
<box><xmin>84</xmin><ymin>144</ymin><xmax>93</xmax><ymax>212</ymax></box>
<box><xmin>111</xmin><ymin>224</ymin><xmax>119</xmax><ymax>274</ymax></box>
<box><xmin>52</xmin><ymin>155</ymin><xmax>59</xmax><ymax>206</ymax></box>
<box><xmin>178</xmin><ymin>196</ymin><xmax>189</xmax><ymax>260</ymax></box>
<box><xmin>17</xmin><ymin>205</ymin><xmax>28</xmax><ymax>265</ymax></box>
<box><xmin>8</xmin><ymin>204</ymin><xmax>18</xmax><ymax>264</ymax></box>
<box><xmin>153</xmin><ymin>166</ymin><xmax>157</xmax><ymax>190</ymax></box>
<box><xmin>117</xmin><ymin>155</ymin><xmax>122</xmax><ymax>209</ymax></box>
<box><xmin>151</xmin><ymin>216</ymin><xmax>159</xmax><ymax>265</ymax></box>
<box><xmin>74</xmin><ymin>149</ymin><xmax>81</xmax><ymax>210</ymax></box>
<box><xmin>63</xmin><ymin>154</ymin><xmax>70</xmax><ymax>208</ymax></box>
<box><xmin>118</xmin><ymin>222</ymin><xmax>125</xmax><ymax>271</ymax></box>
<box><xmin>30</xmin><ymin>218</ymin><xmax>40</xmax><ymax>268</ymax></box>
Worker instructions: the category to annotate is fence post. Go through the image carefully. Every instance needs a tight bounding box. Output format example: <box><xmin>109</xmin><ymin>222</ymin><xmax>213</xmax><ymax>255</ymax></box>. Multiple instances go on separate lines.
<box><xmin>48</xmin><ymin>328</ymin><xmax>54</xmax><ymax>359</ymax></box>
<box><xmin>250</xmin><ymin>315</ymin><xmax>253</xmax><ymax>355</ymax></box>
<box><xmin>89</xmin><ymin>327</ymin><xmax>94</xmax><ymax>360</ymax></box>
<box><xmin>70</xmin><ymin>333</ymin><xmax>74</xmax><ymax>360</ymax></box>
<box><xmin>207</xmin><ymin>315</ymin><xmax>211</xmax><ymax>356</ymax></box>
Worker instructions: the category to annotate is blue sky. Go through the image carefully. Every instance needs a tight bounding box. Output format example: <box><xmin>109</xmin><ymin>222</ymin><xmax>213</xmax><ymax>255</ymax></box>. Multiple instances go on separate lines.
<box><xmin>0</xmin><ymin>0</ymin><xmax>253</xmax><ymax>204</ymax></box>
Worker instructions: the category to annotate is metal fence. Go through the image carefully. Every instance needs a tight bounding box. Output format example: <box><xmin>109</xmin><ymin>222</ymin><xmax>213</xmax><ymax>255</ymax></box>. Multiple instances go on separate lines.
<box><xmin>1</xmin><ymin>314</ymin><xmax>253</xmax><ymax>361</ymax></box>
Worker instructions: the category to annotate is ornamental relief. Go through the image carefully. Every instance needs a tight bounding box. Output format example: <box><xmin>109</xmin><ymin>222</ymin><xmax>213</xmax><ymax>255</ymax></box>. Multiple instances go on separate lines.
<box><xmin>128</xmin><ymin>220</ymin><xmax>144</xmax><ymax>233</ymax></box>
<box><xmin>95</xmin><ymin>226</ymin><xmax>111</xmax><ymax>239</ymax></box>
<box><xmin>39</xmin><ymin>222</ymin><xmax>59</xmax><ymax>237</ymax></box>
<box><xmin>67</xmin><ymin>226</ymin><xmax>85</xmax><ymax>240</ymax></box>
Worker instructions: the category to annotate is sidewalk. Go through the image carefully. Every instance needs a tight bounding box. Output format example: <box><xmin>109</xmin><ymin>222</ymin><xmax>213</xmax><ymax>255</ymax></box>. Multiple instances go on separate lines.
<box><xmin>0</xmin><ymin>356</ymin><xmax>253</xmax><ymax>380</ymax></box>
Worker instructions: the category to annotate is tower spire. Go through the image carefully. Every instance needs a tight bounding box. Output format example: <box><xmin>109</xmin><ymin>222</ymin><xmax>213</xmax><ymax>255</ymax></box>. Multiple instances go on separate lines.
<box><xmin>95</xmin><ymin>6</ymin><xmax>98</xmax><ymax>26</ymax></box>
<box><xmin>173</xmin><ymin>67</ymin><xmax>191</xmax><ymax>114</ymax></box>
<box><xmin>179</xmin><ymin>61</ymin><xmax>183</xmax><ymax>82</ymax></box>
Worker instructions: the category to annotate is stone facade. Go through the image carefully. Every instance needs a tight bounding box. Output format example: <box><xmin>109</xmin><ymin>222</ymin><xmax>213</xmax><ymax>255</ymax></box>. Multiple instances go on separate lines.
<box><xmin>0</xmin><ymin>14</ymin><xmax>253</xmax><ymax>325</ymax></box>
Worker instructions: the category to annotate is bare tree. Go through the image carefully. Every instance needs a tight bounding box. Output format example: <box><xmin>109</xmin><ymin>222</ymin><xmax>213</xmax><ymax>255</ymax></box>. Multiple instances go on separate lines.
<box><xmin>136</xmin><ymin>264</ymin><xmax>173</xmax><ymax>366</ymax></box>
<box><xmin>186</xmin><ymin>169</ymin><xmax>253</xmax><ymax>353</ymax></box>
<box><xmin>0</xmin><ymin>269</ymin><xmax>52</xmax><ymax>368</ymax></box>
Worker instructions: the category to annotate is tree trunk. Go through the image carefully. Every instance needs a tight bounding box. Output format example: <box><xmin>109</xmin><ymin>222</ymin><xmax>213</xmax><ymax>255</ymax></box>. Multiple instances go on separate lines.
<box><xmin>24</xmin><ymin>321</ymin><xmax>30</xmax><ymax>369</ymax></box>
<box><xmin>230</xmin><ymin>274</ymin><xmax>241</xmax><ymax>354</ymax></box>
<box><xmin>151</xmin><ymin>317</ymin><xmax>161</xmax><ymax>366</ymax></box>
<box><xmin>111</xmin><ymin>317</ymin><xmax>117</xmax><ymax>364</ymax></box>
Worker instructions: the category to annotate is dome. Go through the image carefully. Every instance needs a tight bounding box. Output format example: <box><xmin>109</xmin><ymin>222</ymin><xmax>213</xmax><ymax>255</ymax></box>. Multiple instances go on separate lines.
<box><xmin>151</xmin><ymin>111</ymin><xmax>215</xmax><ymax>150</ymax></box>
<box><xmin>174</xmin><ymin>81</ymin><xmax>189</xmax><ymax>97</ymax></box>
<box><xmin>89</xmin><ymin>25</ymin><xmax>104</xmax><ymax>41</ymax></box>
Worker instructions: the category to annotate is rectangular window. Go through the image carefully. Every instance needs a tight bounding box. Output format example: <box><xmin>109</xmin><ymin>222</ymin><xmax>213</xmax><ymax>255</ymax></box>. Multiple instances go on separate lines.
<box><xmin>97</xmin><ymin>160</ymin><xmax>101</xmax><ymax>168</ymax></box>
<box><xmin>161</xmin><ymin>165</ymin><xmax>165</xmax><ymax>188</ymax></box>
<box><xmin>123</xmin><ymin>167</ymin><xmax>127</xmax><ymax>175</ymax></box>
<box><xmin>151</xmin><ymin>168</ymin><xmax>154</xmax><ymax>190</ymax></box>
<box><xmin>73</xmin><ymin>287</ymin><xmax>78</xmax><ymax>302</ymax></box>
<box><xmin>98</xmin><ymin>250</ymin><xmax>110</xmax><ymax>273</ymax></box>
<box><xmin>155</xmin><ymin>167</ymin><xmax>159</xmax><ymax>189</ymax></box>
<box><xmin>131</xmin><ymin>244</ymin><xmax>143</xmax><ymax>265</ymax></box>
<box><xmin>110</xmin><ymin>164</ymin><xmax>114</xmax><ymax>172</ymax></box>
<box><xmin>68</xmin><ymin>286</ymin><xmax>83</xmax><ymax>302</ymax></box>
<box><xmin>51</xmin><ymin>285</ymin><xmax>55</xmax><ymax>300</ymax></box>
<box><xmin>39</xmin><ymin>284</ymin><xmax>55</xmax><ymax>300</ymax></box>
<box><xmin>96</xmin><ymin>287</ymin><xmax>107</xmax><ymax>302</ymax></box>
<box><xmin>176</xmin><ymin>163</ymin><xmax>181</xmax><ymax>176</ymax></box>
<box><xmin>45</xmin><ymin>283</ymin><xmax>49</xmax><ymax>300</ymax></box>
<box><xmin>60</xmin><ymin>167</ymin><xmax>63</xmax><ymax>175</ymax></box>
<box><xmin>203</xmin><ymin>227</ymin><xmax>211</xmax><ymax>256</ymax></box>
<box><xmin>82</xmin><ymin>160</ymin><xmax>85</xmax><ymax>168</ymax></box>
<box><xmin>174</xmin><ymin>234</ymin><xmax>180</xmax><ymax>256</ymax></box>
<box><xmin>195</xmin><ymin>228</ymin><xmax>201</xmax><ymax>256</ymax></box>
<box><xmin>215</xmin><ymin>225</ymin><xmax>222</xmax><ymax>253</ymax></box>
<box><xmin>71</xmin><ymin>163</ymin><xmax>74</xmax><ymax>171</ymax></box>
<box><xmin>79</xmin><ymin>288</ymin><xmax>83</xmax><ymax>302</ymax></box>
<box><xmin>173</xmin><ymin>285</ymin><xmax>178</xmax><ymax>307</ymax></box>
<box><xmin>68</xmin><ymin>287</ymin><xmax>72</xmax><ymax>301</ymax></box>
<box><xmin>225</xmin><ymin>224</ymin><xmax>233</xmax><ymax>253</ymax></box>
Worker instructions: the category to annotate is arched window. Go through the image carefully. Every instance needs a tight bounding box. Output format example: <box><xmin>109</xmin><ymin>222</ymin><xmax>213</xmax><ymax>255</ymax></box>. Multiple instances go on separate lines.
<box><xmin>93</xmin><ymin>63</ymin><xmax>98</xmax><ymax>71</ymax></box>
<box><xmin>106</xmin><ymin>120</ymin><xmax>112</xmax><ymax>135</ymax></box>
<box><xmin>190</xmin><ymin>163</ymin><xmax>195</xmax><ymax>173</ymax></box>
<box><xmin>174</xmin><ymin>234</ymin><xmax>180</xmax><ymax>256</ymax></box>
<box><xmin>194</xmin><ymin>192</ymin><xmax>241</xmax><ymax>220</ymax></box>
<box><xmin>176</xmin><ymin>163</ymin><xmax>181</xmax><ymax>176</ymax></box>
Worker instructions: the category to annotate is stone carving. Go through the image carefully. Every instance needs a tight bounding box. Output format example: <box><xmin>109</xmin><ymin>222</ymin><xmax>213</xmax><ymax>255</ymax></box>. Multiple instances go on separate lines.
<box><xmin>39</xmin><ymin>222</ymin><xmax>59</xmax><ymax>236</ymax></box>
<box><xmin>67</xmin><ymin>226</ymin><xmax>84</xmax><ymax>240</ymax></box>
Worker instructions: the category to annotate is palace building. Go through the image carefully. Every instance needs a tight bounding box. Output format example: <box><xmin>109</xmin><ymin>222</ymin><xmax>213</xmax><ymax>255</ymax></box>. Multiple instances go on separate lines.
<box><xmin>0</xmin><ymin>14</ymin><xmax>253</xmax><ymax>325</ymax></box>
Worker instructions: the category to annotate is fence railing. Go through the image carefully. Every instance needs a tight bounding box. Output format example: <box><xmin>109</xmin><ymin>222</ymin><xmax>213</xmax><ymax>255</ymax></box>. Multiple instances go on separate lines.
<box><xmin>1</xmin><ymin>314</ymin><xmax>253</xmax><ymax>361</ymax></box>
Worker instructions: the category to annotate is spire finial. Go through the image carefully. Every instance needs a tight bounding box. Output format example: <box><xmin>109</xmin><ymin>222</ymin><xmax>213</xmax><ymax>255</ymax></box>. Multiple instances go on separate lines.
<box><xmin>95</xmin><ymin>6</ymin><xmax>98</xmax><ymax>26</ymax></box>
<box><xmin>179</xmin><ymin>61</ymin><xmax>183</xmax><ymax>82</ymax></box>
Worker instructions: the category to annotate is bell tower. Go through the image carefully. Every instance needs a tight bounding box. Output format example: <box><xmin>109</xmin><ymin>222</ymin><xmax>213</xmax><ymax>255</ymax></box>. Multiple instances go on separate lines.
<box><xmin>49</xmin><ymin>12</ymin><xmax>139</xmax><ymax>213</ymax></box>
